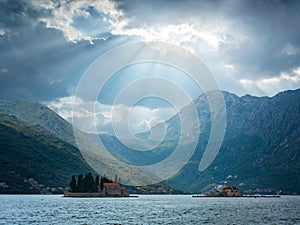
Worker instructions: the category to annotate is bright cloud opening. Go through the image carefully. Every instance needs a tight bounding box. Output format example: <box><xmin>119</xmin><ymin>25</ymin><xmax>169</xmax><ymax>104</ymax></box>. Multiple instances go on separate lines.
<box><xmin>46</xmin><ymin>96</ymin><xmax>176</xmax><ymax>135</ymax></box>
<box><xmin>240</xmin><ymin>67</ymin><xmax>300</xmax><ymax>96</ymax></box>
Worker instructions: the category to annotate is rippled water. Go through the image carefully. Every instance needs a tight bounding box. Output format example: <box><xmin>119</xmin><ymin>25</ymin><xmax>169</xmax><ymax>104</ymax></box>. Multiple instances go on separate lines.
<box><xmin>0</xmin><ymin>195</ymin><xmax>299</xmax><ymax>224</ymax></box>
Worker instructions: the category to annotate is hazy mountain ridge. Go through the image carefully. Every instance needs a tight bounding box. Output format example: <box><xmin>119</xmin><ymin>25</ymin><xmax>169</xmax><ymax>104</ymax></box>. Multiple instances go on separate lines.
<box><xmin>0</xmin><ymin>99</ymin><xmax>176</xmax><ymax>193</ymax></box>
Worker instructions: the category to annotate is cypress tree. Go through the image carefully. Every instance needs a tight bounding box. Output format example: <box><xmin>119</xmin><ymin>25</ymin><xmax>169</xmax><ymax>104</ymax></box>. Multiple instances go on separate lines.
<box><xmin>83</xmin><ymin>172</ymin><xmax>95</xmax><ymax>192</ymax></box>
<box><xmin>95</xmin><ymin>175</ymin><xmax>100</xmax><ymax>192</ymax></box>
<box><xmin>100</xmin><ymin>176</ymin><xmax>104</xmax><ymax>191</ymax></box>
<box><xmin>77</xmin><ymin>174</ymin><xmax>84</xmax><ymax>192</ymax></box>
<box><xmin>69</xmin><ymin>176</ymin><xmax>77</xmax><ymax>192</ymax></box>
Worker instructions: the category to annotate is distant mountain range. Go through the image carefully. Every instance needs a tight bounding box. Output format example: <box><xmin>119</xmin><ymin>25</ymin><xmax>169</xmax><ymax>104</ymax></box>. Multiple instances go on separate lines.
<box><xmin>0</xmin><ymin>89</ymin><xmax>299</xmax><ymax>194</ymax></box>
<box><xmin>167</xmin><ymin>89</ymin><xmax>300</xmax><ymax>194</ymax></box>
<box><xmin>100</xmin><ymin>89</ymin><xmax>300</xmax><ymax>194</ymax></box>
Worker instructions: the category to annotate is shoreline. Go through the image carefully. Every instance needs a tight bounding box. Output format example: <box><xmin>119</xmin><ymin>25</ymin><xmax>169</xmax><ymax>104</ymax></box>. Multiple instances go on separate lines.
<box><xmin>192</xmin><ymin>195</ymin><xmax>281</xmax><ymax>198</ymax></box>
<box><xmin>63</xmin><ymin>191</ymin><xmax>137</xmax><ymax>198</ymax></box>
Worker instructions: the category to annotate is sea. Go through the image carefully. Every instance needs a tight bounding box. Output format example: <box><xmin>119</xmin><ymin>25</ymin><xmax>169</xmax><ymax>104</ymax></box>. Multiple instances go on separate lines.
<box><xmin>0</xmin><ymin>195</ymin><xmax>299</xmax><ymax>224</ymax></box>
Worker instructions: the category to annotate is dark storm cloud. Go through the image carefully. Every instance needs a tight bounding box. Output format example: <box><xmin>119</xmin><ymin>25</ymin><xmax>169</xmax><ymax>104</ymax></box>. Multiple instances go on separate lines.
<box><xmin>0</xmin><ymin>0</ymin><xmax>78</xmax><ymax>100</ymax></box>
<box><xmin>0</xmin><ymin>0</ymin><xmax>299</xmax><ymax>100</ymax></box>
<box><xmin>217</xmin><ymin>0</ymin><xmax>300</xmax><ymax>78</ymax></box>
<box><xmin>116</xmin><ymin>0</ymin><xmax>300</xmax><ymax>79</ymax></box>
<box><xmin>0</xmin><ymin>0</ymin><xmax>128</xmax><ymax>100</ymax></box>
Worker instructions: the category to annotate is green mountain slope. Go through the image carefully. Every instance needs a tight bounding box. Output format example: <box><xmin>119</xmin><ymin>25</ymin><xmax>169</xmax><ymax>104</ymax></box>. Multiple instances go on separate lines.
<box><xmin>0</xmin><ymin>109</ymin><xmax>94</xmax><ymax>193</ymax></box>
<box><xmin>0</xmin><ymin>99</ymin><xmax>76</xmax><ymax>146</ymax></box>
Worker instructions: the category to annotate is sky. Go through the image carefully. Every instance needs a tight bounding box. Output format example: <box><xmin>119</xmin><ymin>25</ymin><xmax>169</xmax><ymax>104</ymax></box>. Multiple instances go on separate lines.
<box><xmin>1</xmin><ymin>0</ymin><xmax>300</xmax><ymax>134</ymax></box>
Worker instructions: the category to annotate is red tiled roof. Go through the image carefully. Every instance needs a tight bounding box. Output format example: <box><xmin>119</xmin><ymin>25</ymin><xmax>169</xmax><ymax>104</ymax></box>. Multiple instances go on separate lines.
<box><xmin>104</xmin><ymin>182</ymin><xmax>120</xmax><ymax>187</ymax></box>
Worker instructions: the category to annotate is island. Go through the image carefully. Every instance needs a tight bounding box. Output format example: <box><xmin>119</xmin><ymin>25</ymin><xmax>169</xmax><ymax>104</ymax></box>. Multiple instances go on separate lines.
<box><xmin>193</xmin><ymin>181</ymin><xmax>280</xmax><ymax>198</ymax></box>
<box><xmin>64</xmin><ymin>172</ymin><xmax>132</xmax><ymax>197</ymax></box>
<box><xmin>203</xmin><ymin>181</ymin><xmax>243</xmax><ymax>197</ymax></box>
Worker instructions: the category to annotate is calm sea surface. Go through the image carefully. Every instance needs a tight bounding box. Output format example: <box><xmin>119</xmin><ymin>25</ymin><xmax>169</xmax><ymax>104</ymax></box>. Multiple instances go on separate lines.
<box><xmin>0</xmin><ymin>195</ymin><xmax>299</xmax><ymax>224</ymax></box>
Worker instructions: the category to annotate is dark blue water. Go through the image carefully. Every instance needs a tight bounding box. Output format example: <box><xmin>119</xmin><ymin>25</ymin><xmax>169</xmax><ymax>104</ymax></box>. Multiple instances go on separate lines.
<box><xmin>0</xmin><ymin>195</ymin><xmax>299</xmax><ymax>224</ymax></box>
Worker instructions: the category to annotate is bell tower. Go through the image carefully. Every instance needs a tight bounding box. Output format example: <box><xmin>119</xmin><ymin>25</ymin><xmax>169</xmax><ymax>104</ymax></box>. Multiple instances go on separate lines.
<box><xmin>224</xmin><ymin>181</ymin><xmax>228</xmax><ymax>188</ymax></box>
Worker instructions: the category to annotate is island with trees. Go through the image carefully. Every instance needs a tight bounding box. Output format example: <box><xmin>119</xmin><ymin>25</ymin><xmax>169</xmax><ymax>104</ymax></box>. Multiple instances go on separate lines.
<box><xmin>64</xmin><ymin>172</ymin><xmax>131</xmax><ymax>197</ymax></box>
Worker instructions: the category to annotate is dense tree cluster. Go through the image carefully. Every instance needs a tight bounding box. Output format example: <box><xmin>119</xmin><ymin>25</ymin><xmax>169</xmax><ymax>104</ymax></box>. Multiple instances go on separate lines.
<box><xmin>69</xmin><ymin>172</ymin><xmax>112</xmax><ymax>193</ymax></box>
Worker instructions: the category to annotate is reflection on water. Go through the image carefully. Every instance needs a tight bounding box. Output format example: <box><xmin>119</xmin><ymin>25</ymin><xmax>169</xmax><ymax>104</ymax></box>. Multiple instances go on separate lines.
<box><xmin>0</xmin><ymin>195</ymin><xmax>299</xmax><ymax>224</ymax></box>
